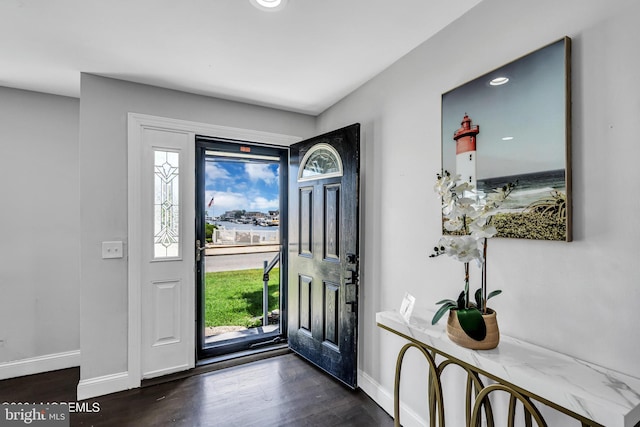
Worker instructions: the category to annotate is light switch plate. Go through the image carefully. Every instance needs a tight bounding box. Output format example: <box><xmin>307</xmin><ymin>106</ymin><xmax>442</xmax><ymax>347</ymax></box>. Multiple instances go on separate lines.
<box><xmin>102</xmin><ymin>241</ymin><xmax>124</xmax><ymax>259</ymax></box>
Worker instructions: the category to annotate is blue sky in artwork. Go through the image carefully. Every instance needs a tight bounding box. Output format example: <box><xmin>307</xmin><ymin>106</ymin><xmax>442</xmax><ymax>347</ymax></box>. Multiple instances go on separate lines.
<box><xmin>204</xmin><ymin>160</ymin><xmax>280</xmax><ymax>216</ymax></box>
<box><xmin>442</xmin><ymin>38</ymin><xmax>567</xmax><ymax>179</ymax></box>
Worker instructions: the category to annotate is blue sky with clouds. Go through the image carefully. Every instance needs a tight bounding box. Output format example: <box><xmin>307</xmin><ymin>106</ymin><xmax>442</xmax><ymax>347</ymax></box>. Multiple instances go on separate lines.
<box><xmin>204</xmin><ymin>160</ymin><xmax>280</xmax><ymax>216</ymax></box>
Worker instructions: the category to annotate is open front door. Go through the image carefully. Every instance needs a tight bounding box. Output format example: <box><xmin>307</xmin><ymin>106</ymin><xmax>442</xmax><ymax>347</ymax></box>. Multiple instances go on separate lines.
<box><xmin>288</xmin><ymin>124</ymin><xmax>360</xmax><ymax>388</ymax></box>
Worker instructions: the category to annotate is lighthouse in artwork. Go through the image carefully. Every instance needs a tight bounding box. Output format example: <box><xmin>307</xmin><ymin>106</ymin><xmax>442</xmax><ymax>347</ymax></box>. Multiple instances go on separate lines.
<box><xmin>453</xmin><ymin>114</ymin><xmax>480</xmax><ymax>189</ymax></box>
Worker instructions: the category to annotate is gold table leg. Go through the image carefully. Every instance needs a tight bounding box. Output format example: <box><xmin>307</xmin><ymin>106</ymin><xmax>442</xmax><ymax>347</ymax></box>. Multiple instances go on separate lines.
<box><xmin>394</xmin><ymin>343</ymin><xmax>445</xmax><ymax>426</ymax></box>
<box><xmin>471</xmin><ymin>384</ymin><xmax>547</xmax><ymax>427</ymax></box>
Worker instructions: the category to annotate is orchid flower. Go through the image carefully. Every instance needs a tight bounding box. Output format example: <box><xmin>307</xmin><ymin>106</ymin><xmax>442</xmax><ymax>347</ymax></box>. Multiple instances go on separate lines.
<box><xmin>436</xmin><ymin>235</ymin><xmax>483</xmax><ymax>266</ymax></box>
<box><xmin>431</xmin><ymin>171</ymin><xmax>516</xmax><ymax>264</ymax></box>
<box><xmin>430</xmin><ymin>171</ymin><xmax>516</xmax><ymax>323</ymax></box>
<box><xmin>444</xmin><ymin>216</ymin><xmax>464</xmax><ymax>232</ymax></box>
<box><xmin>469</xmin><ymin>221</ymin><xmax>498</xmax><ymax>240</ymax></box>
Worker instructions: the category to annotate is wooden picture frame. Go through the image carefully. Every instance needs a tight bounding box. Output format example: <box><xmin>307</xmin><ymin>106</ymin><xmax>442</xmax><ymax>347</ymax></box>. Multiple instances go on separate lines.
<box><xmin>441</xmin><ymin>37</ymin><xmax>572</xmax><ymax>241</ymax></box>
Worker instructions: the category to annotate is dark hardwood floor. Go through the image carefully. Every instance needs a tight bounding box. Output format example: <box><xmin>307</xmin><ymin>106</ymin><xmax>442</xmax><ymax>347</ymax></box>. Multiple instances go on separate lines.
<box><xmin>0</xmin><ymin>353</ymin><xmax>393</xmax><ymax>426</ymax></box>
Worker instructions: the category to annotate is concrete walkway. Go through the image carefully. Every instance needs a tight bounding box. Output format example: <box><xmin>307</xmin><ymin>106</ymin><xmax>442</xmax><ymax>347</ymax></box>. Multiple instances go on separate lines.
<box><xmin>204</xmin><ymin>244</ymin><xmax>280</xmax><ymax>273</ymax></box>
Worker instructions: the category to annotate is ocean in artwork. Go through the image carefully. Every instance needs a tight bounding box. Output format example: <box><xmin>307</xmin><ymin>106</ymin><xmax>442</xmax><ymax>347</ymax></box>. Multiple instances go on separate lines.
<box><xmin>477</xmin><ymin>169</ymin><xmax>566</xmax><ymax>212</ymax></box>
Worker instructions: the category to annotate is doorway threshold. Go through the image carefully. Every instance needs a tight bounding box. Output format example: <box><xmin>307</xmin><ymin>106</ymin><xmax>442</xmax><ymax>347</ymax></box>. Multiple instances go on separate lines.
<box><xmin>205</xmin><ymin>324</ymin><xmax>280</xmax><ymax>345</ymax></box>
<box><xmin>142</xmin><ymin>344</ymin><xmax>290</xmax><ymax>388</ymax></box>
<box><xmin>198</xmin><ymin>342</ymin><xmax>289</xmax><ymax>367</ymax></box>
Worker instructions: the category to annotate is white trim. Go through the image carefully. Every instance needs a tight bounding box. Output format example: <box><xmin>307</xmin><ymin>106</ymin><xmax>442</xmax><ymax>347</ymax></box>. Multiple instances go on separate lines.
<box><xmin>127</xmin><ymin>113</ymin><xmax>302</xmax><ymax>391</ymax></box>
<box><xmin>127</xmin><ymin>113</ymin><xmax>301</xmax><ymax>146</ymax></box>
<box><xmin>77</xmin><ymin>371</ymin><xmax>130</xmax><ymax>401</ymax></box>
<box><xmin>0</xmin><ymin>350</ymin><xmax>80</xmax><ymax>381</ymax></box>
<box><xmin>127</xmin><ymin>116</ymin><xmax>143</xmax><ymax>389</ymax></box>
<box><xmin>357</xmin><ymin>369</ymin><xmax>426</xmax><ymax>427</ymax></box>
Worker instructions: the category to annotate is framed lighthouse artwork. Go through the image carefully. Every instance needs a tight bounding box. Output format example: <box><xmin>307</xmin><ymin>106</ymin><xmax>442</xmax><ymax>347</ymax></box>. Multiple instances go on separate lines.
<box><xmin>441</xmin><ymin>37</ymin><xmax>572</xmax><ymax>241</ymax></box>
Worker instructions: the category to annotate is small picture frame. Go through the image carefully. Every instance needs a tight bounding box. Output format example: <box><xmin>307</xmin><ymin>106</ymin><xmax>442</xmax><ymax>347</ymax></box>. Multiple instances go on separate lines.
<box><xmin>399</xmin><ymin>292</ymin><xmax>416</xmax><ymax>323</ymax></box>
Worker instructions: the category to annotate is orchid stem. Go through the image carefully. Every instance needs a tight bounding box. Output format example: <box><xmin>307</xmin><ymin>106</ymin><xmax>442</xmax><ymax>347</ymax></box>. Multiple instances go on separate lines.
<box><xmin>482</xmin><ymin>237</ymin><xmax>488</xmax><ymax>314</ymax></box>
<box><xmin>464</xmin><ymin>262</ymin><xmax>470</xmax><ymax>309</ymax></box>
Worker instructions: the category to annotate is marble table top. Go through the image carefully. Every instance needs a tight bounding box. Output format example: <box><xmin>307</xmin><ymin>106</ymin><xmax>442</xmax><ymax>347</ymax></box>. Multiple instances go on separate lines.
<box><xmin>376</xmin><ymin>310</ymin><xmax>640</xmax><ymax>427</ymax></box>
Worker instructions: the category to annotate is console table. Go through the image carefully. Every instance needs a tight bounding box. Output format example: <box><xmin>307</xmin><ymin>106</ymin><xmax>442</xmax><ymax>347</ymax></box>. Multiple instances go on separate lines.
<box><xmin>377</xmin><ymin>310</ymin><xmax>640</xmax><ymax>427</ymax></box>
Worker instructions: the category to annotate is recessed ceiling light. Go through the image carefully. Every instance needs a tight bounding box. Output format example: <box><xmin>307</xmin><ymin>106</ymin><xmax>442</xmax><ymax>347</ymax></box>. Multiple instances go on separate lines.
<box><xmin>489</xmin><ymin>77</ymin><xmax>510</xmax><ymax>86</ymax></box>
<box><xmin>250</xmin><ymin>0</ymin><xmax>287</xmax><ymax>11</ymax></box>
<box><xmin>501</xmin><ymin>136</ymin><xmax>514</xmax><ymax>141</ymax></box>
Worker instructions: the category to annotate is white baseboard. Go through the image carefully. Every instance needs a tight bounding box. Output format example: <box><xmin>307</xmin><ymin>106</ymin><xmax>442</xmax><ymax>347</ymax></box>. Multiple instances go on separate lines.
<box><xmin>77</xmin><ymin>371</ymin><xmax>130</xmax><ymax>401</ymax></box>
<box><xmin>0</xmin><ymin>350</ymin><xmax>80</xmax><ymax>380</ymax></box>
<box><xmin>358</xmin><ymin>369</ymin><xmax>427</xmax><ymax>427</ymax></box>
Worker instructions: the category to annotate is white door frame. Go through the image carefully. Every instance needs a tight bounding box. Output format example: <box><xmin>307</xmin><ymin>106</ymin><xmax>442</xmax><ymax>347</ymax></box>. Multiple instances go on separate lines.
<box><xmin>127</xmin><ymin>113</ymin><xmax>301</xmax><ymax>388</ymax></box>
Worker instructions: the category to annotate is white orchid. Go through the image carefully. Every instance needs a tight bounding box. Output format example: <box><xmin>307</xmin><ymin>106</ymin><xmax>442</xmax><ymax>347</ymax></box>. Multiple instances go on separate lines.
<box><xmin>433</xmin><ymin>172</ymin><xmax>457</xmax><ymax>197</ymax></box>
<box><xmin>431</xmin><ymin>171</ymin><xmax>516</xmax><ymax>265</ymax></box>
<box><xmin>451</xmin><ymin>197</ymin><xmax>477</xmax><ymax>217</ymax></box>
<box><xmin>437</xmin><ymin>235</ymin><xmax>483</xmax><ymax>265</ymax></box>
<box><xmin>453</xmin><ymin>181</ymin><xmax>474</xmax><ymax>195</ymax></box>
<box><xmin>444</xmin><ymin>216</ymin><xmax>464</xmax><ymax>232</ymax></box>
<box><xmin>430</xmin><ymin>171</ymin><xmax>516</xmax><ymax>324</ymax></box>
<box><xmin>469</xmin><ymin>221</ymin><xmax>498</xmax><ymax>240</ymax></box>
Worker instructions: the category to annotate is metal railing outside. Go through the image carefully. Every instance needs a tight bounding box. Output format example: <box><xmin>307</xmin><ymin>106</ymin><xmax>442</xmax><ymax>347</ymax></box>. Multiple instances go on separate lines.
<box><xmin>262</xmin><ymin>253</ymin><xmax>280</xmax><ymax>327</ymax></box>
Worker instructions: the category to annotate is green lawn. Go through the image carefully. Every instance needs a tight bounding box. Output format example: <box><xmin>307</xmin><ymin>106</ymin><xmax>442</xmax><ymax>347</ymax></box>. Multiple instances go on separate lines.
<box><xmin>204</xmin><ymin>268</ymin><xmax>280</xmax><ymax>328</ymax></box>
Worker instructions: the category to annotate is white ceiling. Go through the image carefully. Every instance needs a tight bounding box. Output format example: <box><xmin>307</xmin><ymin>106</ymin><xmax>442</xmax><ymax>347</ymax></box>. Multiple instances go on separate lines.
<box><xmin>0</xmin><ymin>0</ymin><xmax>481</xmax><ymax>115</ymax></box>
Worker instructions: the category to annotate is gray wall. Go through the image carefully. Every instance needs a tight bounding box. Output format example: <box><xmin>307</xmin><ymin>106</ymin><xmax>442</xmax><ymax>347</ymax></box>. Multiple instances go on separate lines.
<box><xmin>0</xmin><ymin>87</ymin><xmax>80</xmax><ymax>363</ymax></box>
<box><xmin>318</xmin><ymin>0</ymin><xmax>640</xmax><ymax>424</ymax></box>
<box><xmin>78</xmin><ymin>74</ymin><xmax>316</xmax><ymax>380</ymax></box>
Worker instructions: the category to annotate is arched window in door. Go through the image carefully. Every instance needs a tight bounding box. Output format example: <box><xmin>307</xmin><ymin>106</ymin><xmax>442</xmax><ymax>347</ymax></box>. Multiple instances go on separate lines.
<box><xmin>297</xmin><ymin>143</ymin><xmax>343</xmax><ymax>182</ymax></box>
